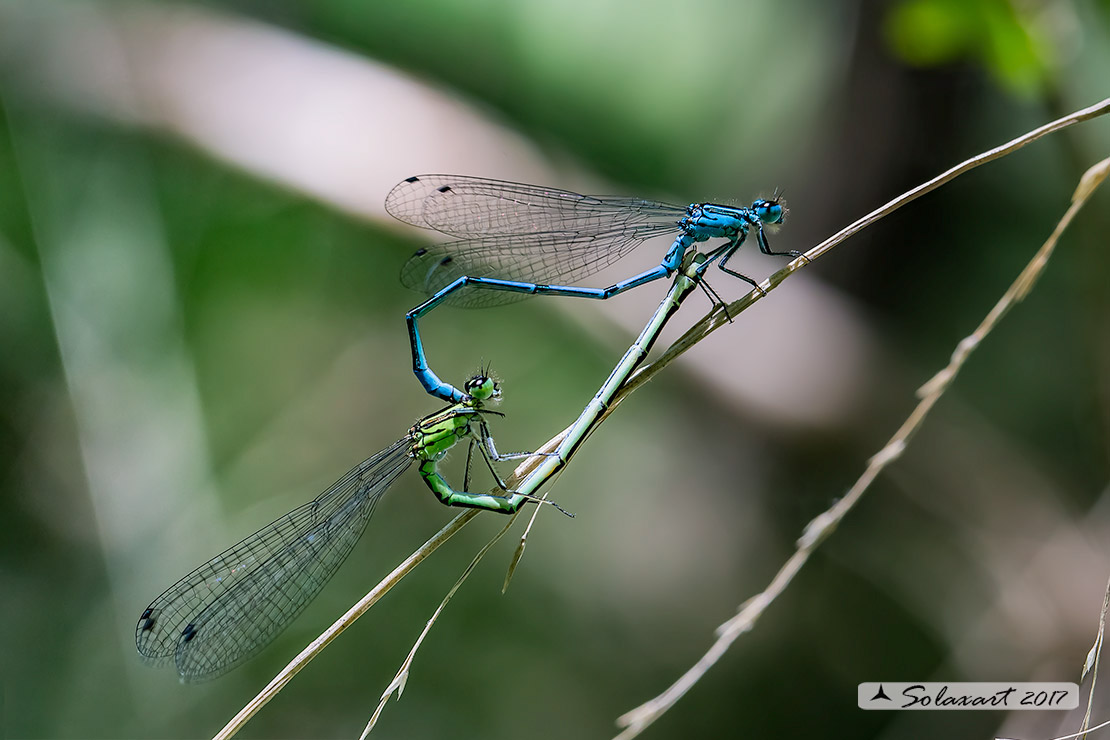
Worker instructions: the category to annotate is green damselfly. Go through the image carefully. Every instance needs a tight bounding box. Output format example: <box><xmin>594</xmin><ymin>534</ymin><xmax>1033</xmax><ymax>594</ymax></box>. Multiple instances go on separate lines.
<box><xmin>136</xmin><ymin>374</ymin><xmax>561</xmax><ymax>681</ymax></box>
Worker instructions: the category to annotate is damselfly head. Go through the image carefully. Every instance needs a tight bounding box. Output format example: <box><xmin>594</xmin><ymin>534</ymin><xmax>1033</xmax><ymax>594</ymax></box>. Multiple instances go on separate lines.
<box><xmin>463</xmin><ymin>373</ymin><xmax>501</xmax><ymax>402</ymax></box>
<box><xmin>751</xmin><ymin>193</ymin><xmax>786</xmax><ymax>225</ymax></box>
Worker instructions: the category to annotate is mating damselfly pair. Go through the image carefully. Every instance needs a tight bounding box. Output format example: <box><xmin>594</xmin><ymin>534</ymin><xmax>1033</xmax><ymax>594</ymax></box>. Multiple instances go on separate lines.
<box><xmin>136</xmin><ymin>175</ymin><xmax>793</xmax><ymax>681</ymax></box>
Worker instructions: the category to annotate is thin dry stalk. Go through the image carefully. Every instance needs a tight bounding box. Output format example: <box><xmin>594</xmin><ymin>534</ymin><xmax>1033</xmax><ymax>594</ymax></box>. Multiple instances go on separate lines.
<box><xmin>214</xmin><ymin>99</ymin><xmax>1110</xmax><ymax>740</ymax></box>
<box><xmin>614</xmin><ymin>155</ymin><xmax>1110</xmax><ymax>740</ymax></box>
<box><xmin>359</xmin><ymin>514</ymin><xmax>521</xmax><ymax>738</ymax></box>
<box><xmin>211</xmin><ymin>509</ymin><xmax>480</xmax><ymax>740</ymax></box>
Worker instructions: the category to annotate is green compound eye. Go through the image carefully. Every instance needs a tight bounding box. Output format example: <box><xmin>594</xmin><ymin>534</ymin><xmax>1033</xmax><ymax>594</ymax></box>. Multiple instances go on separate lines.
<box><xmin>463</xmin><ymin>375</ymin><xmax>497</xmax><ymax>400</ymax></box>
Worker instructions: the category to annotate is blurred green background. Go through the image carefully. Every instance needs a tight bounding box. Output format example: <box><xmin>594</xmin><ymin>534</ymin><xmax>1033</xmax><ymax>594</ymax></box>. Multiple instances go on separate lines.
<box><xmin>2</xmin><ymin>0</ymin><xmax>1109</xmax><ymax>738</ymax></box>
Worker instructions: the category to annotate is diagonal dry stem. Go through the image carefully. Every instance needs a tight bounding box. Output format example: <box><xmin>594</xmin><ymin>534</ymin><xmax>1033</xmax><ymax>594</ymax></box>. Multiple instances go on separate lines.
<box><xmin>1073</xmin><ymin>574</ymin><xmax>1110</xmax><ymax>740</ymax></box>
<box><xmin>359</xmin><ymin>514</ymin><xmax>521</xmax><ymax>738</ymax></box>
<box><xmin>213</xmin><ymin>98</ymin><xmax>1110</xmax><ymax>740</ymax></box>
<box><xmin>211</xmin><ymin>509</ymin><xmax>480</xmax><ymax>740</ymax></box>
<box><xmin>614</xmin><ymin>155</ymin><xmax>1110</xmax><ymax>740</ymax></box>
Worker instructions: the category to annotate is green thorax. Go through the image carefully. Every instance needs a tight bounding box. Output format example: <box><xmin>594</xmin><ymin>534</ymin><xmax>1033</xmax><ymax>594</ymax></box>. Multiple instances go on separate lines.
<box><xmin>409</xmin><ymin>374</ymin><xmax>498</xmax><ymax>462</ymax></box>
<box><xmin>409</xmin><ymin>404</ymin><xmax>479</xmax><ymax>460</ymax></box>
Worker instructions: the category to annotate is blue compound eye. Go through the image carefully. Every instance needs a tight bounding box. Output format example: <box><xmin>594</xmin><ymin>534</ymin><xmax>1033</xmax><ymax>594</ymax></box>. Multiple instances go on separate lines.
<box><xmin>752</xmin><ymin>199</ymin><xmax>784</xmax><ymax>225</ymax></box>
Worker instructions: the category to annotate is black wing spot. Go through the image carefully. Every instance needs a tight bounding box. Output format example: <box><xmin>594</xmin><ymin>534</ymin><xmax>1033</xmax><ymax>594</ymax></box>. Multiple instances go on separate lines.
<box><xmin>182</xmin><ymin>623</ymin><xmax>198</xmax><ymax>643</ymax></box>
<box><xmin>437</xmin><ymin>185</ymin><xmax>453</xmax><ymax>193</ymax></box>
<box><xmin>413</xmin><ymin>248</ymin><xmax>428</xmax><ymax>256</ymax></box>
<box><xmin>439</xmin><ymin>256</ymin><xmax>453</xmax><ymax>267</ymax></box>
<box><xmin>404</xmin><ymin>176</ymin><xmax>420</xmax><ymax>183</ymax></box>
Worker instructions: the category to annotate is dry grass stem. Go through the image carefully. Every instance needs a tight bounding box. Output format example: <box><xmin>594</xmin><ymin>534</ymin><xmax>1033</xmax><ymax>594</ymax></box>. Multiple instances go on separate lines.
<box><xmin>359</xmin><ymin>514</ymin><xmax>521</xmax><ymax>737</ymax></box>
<box><xmin>211</xmin><ymin>509</ymin><xmax>480</xmax><ymax>740</ymax></box>
<box><xmin>214</xmin><ymin>99</ymin><xmax>1109</xmax><ymax>739</ymax></box>
<box><xmin>613</xmin><ymin>153</ymin><xmax>1109</xmax><ymax>739</ymax></box>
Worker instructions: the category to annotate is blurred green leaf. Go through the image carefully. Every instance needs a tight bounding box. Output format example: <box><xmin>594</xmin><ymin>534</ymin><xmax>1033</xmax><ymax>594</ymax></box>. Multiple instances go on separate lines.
<box><xmin>885</xmin><ymin>0</ymin><xmax>977</xmax><ymax>65</ymax></box>
<box><xmin>884</xmin><ymin>0</ymin><xmax>1054</xmax><ymax>95</ymax></box>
